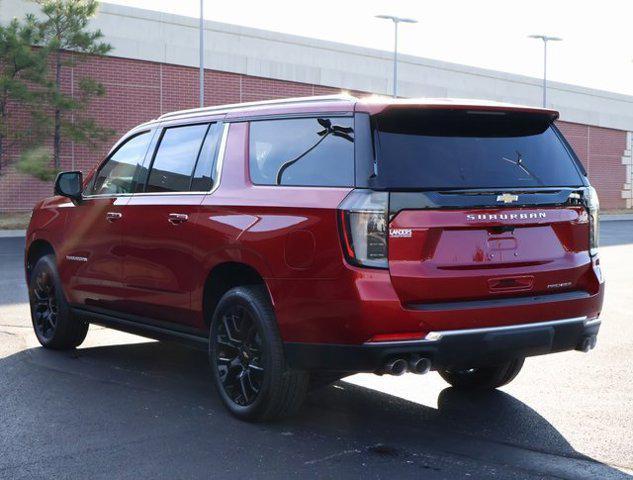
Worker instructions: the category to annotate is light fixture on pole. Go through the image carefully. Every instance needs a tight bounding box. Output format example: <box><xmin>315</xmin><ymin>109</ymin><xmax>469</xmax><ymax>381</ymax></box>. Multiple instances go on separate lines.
<box><xmin>199</xmin><ymin>0</ymin><xmax>205</xmax><ymax>108</ymax></box>
<box><xmin>528</xmin><ymin>34</ymin><xmax>562</xmax><ymax>108</ymax></box>
<box><xmin>375</xmin><ymin>15</ymin><xmax>418</xmax><ymax>98</ymax></box>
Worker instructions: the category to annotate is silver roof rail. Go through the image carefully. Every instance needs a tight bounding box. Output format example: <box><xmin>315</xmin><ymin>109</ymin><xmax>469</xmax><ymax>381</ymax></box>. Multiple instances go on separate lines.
<box><xmin>158</xmin><ymin>94</ymin><xmax>357</xmax><ymax>120</ymax></box>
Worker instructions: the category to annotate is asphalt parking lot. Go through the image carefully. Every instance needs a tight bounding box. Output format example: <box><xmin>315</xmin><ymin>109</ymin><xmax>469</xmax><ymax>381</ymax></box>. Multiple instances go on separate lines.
<box><xmin>1</xmin><ymin>222</ymin><xmax>632</xmax><ymax>479</ymax></box>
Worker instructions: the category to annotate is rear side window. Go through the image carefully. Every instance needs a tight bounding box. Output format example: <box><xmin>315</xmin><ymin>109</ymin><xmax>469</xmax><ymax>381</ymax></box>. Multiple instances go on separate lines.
<box><xmin>146</xmin><ymin>124</ymin><xmax>209</xmax><ymax>193</ymax></box>
<box><xmin>369</xmin><ymin>109</ymin><xmax>584</xmax><ymax>190</ymax></box>
<box><xmin>89</xmin><ymin>131</ymin><xmax>151</xmax><ymax>195</ymax></box>
<box><xmin>249</xmin><ymin>117</ymin><xmax>354</xmax><ymax>187</ymax></box>
<box><xmin>190</xmin><ymin>123</ymin><xmax>222</xmax><ymax>192</ymax></box>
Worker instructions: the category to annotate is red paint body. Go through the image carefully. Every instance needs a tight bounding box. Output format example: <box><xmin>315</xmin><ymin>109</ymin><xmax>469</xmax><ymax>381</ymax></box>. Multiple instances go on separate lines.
<box><xmin>25</xmin><ymin>96</ymin><xmax>604</xmax><ymax>353</ymax></box>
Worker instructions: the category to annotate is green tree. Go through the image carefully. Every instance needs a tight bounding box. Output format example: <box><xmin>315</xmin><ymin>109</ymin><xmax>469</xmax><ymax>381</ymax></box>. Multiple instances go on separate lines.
<box><xmin>0</xmin><ymin>16</ymin><xmax>48</xmax><ymax>175</ymax></box>
<box><xmin>34</xmin><ymin>0</ymin><xmax>112</xmax><ymax>169</ymax></box>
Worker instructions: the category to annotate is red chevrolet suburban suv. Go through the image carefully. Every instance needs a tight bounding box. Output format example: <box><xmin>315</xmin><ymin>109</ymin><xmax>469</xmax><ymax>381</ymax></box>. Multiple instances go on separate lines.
<box><xmin>25</xmin><ymin>95</ymin><xmax>604</xmax><ymax>421</ymax></box>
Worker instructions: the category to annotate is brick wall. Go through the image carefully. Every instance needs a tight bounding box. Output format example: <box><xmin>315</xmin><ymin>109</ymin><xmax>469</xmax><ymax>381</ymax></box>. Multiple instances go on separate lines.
<box><xmin>0</xmin><ymin>54</ymin><xmax>628</xmax><ymax>211</ymax></box>
<box><xmin>557</xmin><ymin>122</ymin><xmax>628</xmax><ymax>210</ymax></box>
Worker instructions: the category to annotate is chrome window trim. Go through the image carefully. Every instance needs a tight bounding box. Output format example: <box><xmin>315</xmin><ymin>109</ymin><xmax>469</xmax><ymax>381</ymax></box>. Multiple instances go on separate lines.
<box><xmin>364</xmin><ymin>316</ymin><xmax>595</xmax><ymax>346</ymax></box>
<box><xmin>81</xmin><ymin>123</ymin><xmax>230</xmax><ymax>199</ymax></box>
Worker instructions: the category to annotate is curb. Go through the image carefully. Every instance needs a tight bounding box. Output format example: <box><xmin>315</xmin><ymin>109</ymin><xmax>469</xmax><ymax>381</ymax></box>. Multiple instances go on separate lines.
<box><xmin>0</xmin><ymin>230</ymin><xmax>26</xmax><ymax>238</ymax></box>
<box><xmin>601</xmin><ymin>214</ymin><xmax>633</xmax><ymax>222</ymax></box>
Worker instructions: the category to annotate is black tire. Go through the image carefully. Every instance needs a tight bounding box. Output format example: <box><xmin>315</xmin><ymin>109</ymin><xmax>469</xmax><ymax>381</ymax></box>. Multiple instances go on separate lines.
<box><xmin>438</xmin><ymin>358</ymin><xmax>525</xmax><ymax>390</ymax></box>
<box><xmin>208</xmin><ymin>286</ymin><xmax>309</xmax><ymax>421</ymax></box>
<box><xmin>28</xmin><ymin>255</ymin><xmax>89</xmax><ymax>350</ymax></box>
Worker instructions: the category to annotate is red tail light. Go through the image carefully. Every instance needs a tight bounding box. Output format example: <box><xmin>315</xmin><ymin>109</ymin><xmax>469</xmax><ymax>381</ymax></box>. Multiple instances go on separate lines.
<box><xmin>338</xmin><ymin>189</ymin><xmax>389</xmax><ymax>269</ymax></box>
<box><xmin>585</xmin><ymin>186</ymin><xmax>599</xmax><ymax>256</ymax></box>
<box><xmin>366</xmin><ymin>332</ymin><xmax>427</xmax><ymax>343</ymax></box>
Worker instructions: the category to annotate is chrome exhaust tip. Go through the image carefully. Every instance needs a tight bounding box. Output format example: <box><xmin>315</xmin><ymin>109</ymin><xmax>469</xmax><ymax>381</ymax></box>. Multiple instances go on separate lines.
<box><xmin>409</xmin><ymin>356</ymin><xmax>432</xmax><ymax>375</ymax></box>
<box><xmin>381</xmin><ymin>358</ymin><xmax>408</xmax><ymax>376</ymax></box>
<box><xmin>577</xmin><ymin>335</ymin><xmax>598</xmax><ymax>353</ymax></box>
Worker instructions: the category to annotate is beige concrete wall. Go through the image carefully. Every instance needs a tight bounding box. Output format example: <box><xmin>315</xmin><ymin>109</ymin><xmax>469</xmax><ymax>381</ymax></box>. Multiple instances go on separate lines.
<box><xmin>3</xmin><ymin>0</ymin><xmax>633</xmax><ymax>132</ymax></box>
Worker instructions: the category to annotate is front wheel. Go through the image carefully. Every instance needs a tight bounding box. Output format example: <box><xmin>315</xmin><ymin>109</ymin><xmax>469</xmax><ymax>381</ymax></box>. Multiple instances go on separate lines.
<box><xmin>28</xmin><ymin>255</ymin><xmax>89</xmax><ymax>350</ymax></box>
<box><xmin>208</xmin><ymin>286</ymin><xmax>309</xmax><ymax>421</ymax></box>
<box><xmin>438</xmin><ymin>358</ymin><xmax>525</xmax><ymax>390</ymax></box>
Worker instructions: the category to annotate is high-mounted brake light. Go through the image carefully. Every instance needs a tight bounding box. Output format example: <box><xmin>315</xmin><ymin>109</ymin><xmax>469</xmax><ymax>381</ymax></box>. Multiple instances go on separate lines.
<box><xmin>585</xmin><ymin>186</ymin><xmax>599</xmax><ymax>256</ymax></box>
<box><xmin>338</xmin><ymin>190</ymin><xmax>389</xmax><ymax>269</ymax></box>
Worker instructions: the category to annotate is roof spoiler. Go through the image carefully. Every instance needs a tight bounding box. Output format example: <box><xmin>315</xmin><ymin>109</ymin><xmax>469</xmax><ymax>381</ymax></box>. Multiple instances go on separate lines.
<box><xmin>358</xmin><ymin>98</ymin><xmax>560</xmax><ymax>122</ymax></box>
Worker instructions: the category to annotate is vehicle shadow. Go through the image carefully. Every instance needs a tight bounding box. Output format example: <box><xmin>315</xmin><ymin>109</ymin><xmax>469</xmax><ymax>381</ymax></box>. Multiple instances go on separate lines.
<box><xmin>2</xmin><ymin>339</ymin><xmax>631</xmax><ymax>479</ymax></box>
<box><xmin>305</xmin><ymin>382</ymin><xmax>631</xmax><ymax>479</ymax></box>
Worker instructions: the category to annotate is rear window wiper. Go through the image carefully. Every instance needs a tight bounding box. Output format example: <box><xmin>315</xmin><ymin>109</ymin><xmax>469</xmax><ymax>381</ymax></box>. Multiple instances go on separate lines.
<box><xmin>501</xmin><ymin>151</ymin><xmax>544</xmax><ymax>186</ymax></box>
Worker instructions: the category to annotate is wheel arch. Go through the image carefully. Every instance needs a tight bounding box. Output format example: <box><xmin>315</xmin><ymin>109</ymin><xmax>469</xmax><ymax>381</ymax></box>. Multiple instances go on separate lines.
<box><xmin>25</xmin><ymin>239</ymin><xmax>56</xmax><ymax>285</ymax></box>
<box><xmin>202</xmin><ymin>261</ymin><xmax>270</xmax><ymax>327</ymax></box>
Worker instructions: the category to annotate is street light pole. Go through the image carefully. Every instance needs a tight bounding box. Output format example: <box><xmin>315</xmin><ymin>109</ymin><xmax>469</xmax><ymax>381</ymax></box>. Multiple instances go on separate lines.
<box><xmin>375</xmin><ymin>15</ymin><xmax>418</xmax><ymax>98</ymax></box>
<box><xmin>199</xmin><ymin>0</ymin><xmax>204</xmax><ymax>108</ymax></box>
<box><xmin>393</xmin><ymin>20</ymin><xmax>398</xmax><ymax>99</ymax></box>
<box><xmin>528</xmin><ymin>34</ymin><xmax>562</xmax><ymax>108</ymax></box>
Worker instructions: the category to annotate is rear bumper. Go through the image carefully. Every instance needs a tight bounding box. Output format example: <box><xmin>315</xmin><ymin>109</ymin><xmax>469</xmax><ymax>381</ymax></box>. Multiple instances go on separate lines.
<box><xmin>284</xmin><ymin>316</ymin><xmax>601</xmax><ymax>372</ymax></box>
<box><xmin>269</xmin><ymin>264</ymin><xmax>604</xmax><ymax>345</ymax></box>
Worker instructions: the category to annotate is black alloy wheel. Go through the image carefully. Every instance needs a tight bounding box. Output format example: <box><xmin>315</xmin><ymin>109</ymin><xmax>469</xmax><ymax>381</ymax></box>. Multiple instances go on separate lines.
<box><xmin>209</xmin><ymin>286</ymin><xmax>309</xmax><ymax>421</ymax></box>
<box><xmin>28</xmin><ymin>255</ymin><xmax>89</xmax><ymax>350</ymax></box>
<box><xmin>31</xmin><ymin>270</ymin><xmax>59</xmax><ymax>342</ymax></box>
<box><xmin>215</xmin><ymin>305</ymin><xmax>265</xmax><ymax>406</ymax></box>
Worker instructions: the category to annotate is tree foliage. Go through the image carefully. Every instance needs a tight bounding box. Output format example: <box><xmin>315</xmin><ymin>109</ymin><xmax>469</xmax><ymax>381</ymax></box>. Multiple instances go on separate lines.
<box><xmin>0</xmin><ymin>1</ymin><xmax>113</xmax><ymax>180</ymax></box>
<box><xmin>34</xmin><ymin>0</ymin><xmax>113</xmax><ymax>169</ymax></box>
<box><xmin>0</xmin><ymin>15</ymin><xmax>48</xmax><ymax>174</ymax></box>
<box><xmin>1</xmin><ymin>1</ymin><xmax>113</xmax><ymax>179</ymax></box>
<box><xmin>16</xmin><ymin>145</ymin><xmax>57</xmax><ymax>181</ymax></box>
<box><xmin>36</xmin><ymin>0</ymin><xmax>111</xmax><ymax>56</ymax></box>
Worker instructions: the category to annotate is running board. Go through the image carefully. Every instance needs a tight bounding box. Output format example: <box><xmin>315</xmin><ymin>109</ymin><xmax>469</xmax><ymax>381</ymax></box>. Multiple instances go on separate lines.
<box><xmin>72</xmin><ymin>307</ymin><xmax>208</xmax><ymax>349</ymax></box>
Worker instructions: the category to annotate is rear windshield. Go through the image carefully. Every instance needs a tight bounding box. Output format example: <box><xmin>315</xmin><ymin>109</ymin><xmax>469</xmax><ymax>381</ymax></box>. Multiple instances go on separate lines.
<box><xmin>370</xmin><ymin>109</ymin><xmax>584</xmax><ymax>190</ymax></box>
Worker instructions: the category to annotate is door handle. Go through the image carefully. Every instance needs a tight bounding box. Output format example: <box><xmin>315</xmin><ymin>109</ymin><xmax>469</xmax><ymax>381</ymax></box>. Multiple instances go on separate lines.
<box><xmin>106</xmin><ymin>212</ymin><xmax>123</xmax><ymax>222</ymax></box>
<box><xmin>168</xmin><ymin>213</ymin><xmax>189</xmax><ymax>225</ymax></box>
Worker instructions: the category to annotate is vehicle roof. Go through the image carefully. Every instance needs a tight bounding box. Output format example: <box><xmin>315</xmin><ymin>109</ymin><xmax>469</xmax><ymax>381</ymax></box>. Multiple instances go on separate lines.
<box><xmin>140</xmin><ymin>94</ymin><xmax>558</xmax><ymax>127</ymax></box>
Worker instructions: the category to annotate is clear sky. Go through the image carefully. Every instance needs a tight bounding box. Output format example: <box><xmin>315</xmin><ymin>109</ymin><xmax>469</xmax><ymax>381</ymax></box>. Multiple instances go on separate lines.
<box><xmin>105</xmin><ymin>0</ymin><xmax>633</xmax><ymax>96</ymax></box>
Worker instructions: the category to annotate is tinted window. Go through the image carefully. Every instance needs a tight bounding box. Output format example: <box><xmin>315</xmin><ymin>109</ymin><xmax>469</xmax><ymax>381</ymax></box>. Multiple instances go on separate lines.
<box><xmin>146</xmin><ymin>124</ymin><xmax>209</xmax><ymax>193</ymax></box>
<box><xmin>89</xmin><ymin>131</ymin><xmax>151</xmax><ymax>195</ymax></box>
<box><xmin>190</xmin><ymin>123</ymin><xmax>222</xmax><ymax>191</ymax></box>
<box><xmin>249</xmin><ymin>117</ymin><xmax>354</xmax><ymax>187</ymax></box>
<box><xmin>370</xmin><ymin>109</ymin><xmax>584</xmax><ymax>190</ymax></box>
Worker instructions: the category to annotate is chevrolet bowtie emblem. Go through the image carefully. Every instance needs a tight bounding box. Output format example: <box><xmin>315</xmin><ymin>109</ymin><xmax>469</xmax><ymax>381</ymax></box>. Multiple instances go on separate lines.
<box><xmin>496</xmin><ymin>193</ymin><xmax>519</xmax><ymax>204</ymax></box>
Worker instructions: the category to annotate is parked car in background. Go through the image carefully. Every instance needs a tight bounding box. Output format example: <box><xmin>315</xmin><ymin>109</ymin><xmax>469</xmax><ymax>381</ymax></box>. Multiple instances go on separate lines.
<box><xmin>25</xmin><ymin>95</ymin><xmax>604</xmax><ymax>421</ymax></box>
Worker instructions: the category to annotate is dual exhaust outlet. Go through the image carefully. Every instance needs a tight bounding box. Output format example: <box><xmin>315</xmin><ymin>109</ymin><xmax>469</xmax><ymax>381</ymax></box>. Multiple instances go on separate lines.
<box><xmin>379</xmin><ymin>355</ymin><xmax>432</xmax><ymax>376</ymax></box>
<box><xmin>379</xmin><ymin>334</ymin><xmax>598</xmax><ymax>375</ymax></box>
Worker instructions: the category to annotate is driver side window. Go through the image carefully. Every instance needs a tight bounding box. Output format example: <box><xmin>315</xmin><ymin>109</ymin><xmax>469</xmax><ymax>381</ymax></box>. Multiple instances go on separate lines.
<box><xmin>88</xmin><ymin>131</ymin><xmax>152</xmax><ymax>196</ymax></box>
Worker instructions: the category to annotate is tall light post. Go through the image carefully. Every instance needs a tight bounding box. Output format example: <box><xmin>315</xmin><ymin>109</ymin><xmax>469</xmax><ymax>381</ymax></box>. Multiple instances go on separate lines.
<box><xmin>528</xmin><ymin>34</ymin><xmax>562</xmax><ymax>108</ymax></box>
<box><xmin>199</xmin><ymin>0</ymin><xmax>205</xmax><ymax>107</ymax></box>
<box><xmin>375</xmin><ymin>15</ymin><xmax>418</xmax><ymax>98</ymax></box>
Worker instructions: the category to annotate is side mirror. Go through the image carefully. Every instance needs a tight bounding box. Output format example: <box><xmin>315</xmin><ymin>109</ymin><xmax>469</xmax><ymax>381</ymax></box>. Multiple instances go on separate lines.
<box><xmin>54</xmin><ymin>171</ymin><xmax>83</xmax><ymax>203</ymax></box>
